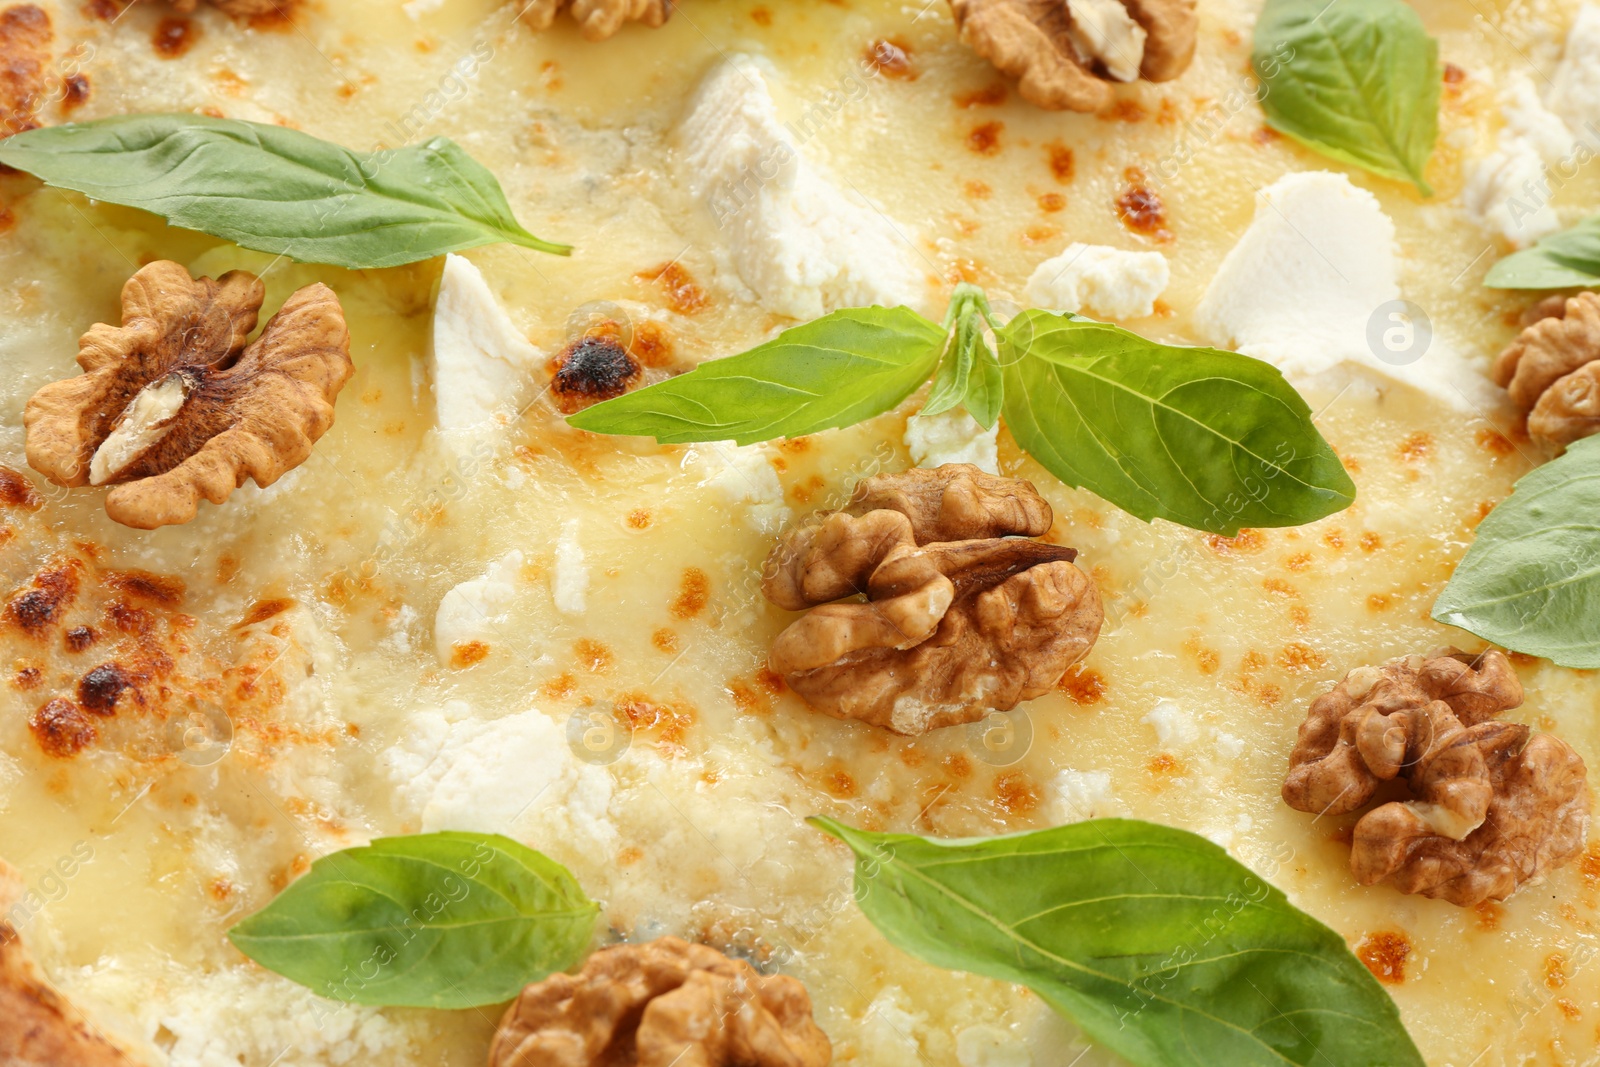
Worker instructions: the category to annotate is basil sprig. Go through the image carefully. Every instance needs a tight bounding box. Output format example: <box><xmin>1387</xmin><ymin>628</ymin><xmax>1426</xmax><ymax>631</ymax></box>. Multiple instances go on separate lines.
<box><xmin>1433</xmin><ymin>436</ymin><xmax>1600</xmax><ymax>667</ymax></box>
<box><xmin>922</xmin><ymin>284</ymin><xmax>1005</xmax><ymax>429</ymax></box>
<box><xmin>228</xmin><ymin>832</ymin><xmax>597</xmax><ymax>1009</ymax></box>
<box><xmin>1484</xmin><ymin>216</ymin><xmax>1600</xmax><ymax>289</ymax></box>
<box><xmin>1000</xmin><ymin>311</ymin><xmax>1355</xmax><ymax>532</ymax></box>
<box><xmin>570</xmin><ymin>290</ymin><xmax>1355</xmax><ymax>536</ymax></box>
<box><xmin>568</xmin><ymin>306</ymin><xmax>945</xmax><ymax>444</ymax></box>
<box><xmin>0</xmin><ymin>115</ymin><xmax>568</xmax><ymax>268</ymax></box>
<box><xmin>813</xmin><ymin>817</ymin><xmax>1423</xmax><ymax>1067</ymax></box>
<box><xmin>1253</xmin><ymin>0</ymin><xmax>1440</xmax><ymax>195</ymax></box>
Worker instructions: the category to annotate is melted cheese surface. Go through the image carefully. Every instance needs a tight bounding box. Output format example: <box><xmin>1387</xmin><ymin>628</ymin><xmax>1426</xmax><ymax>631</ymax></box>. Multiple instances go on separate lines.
<box><xmin>0</xmin><ymin>1</ymin><xmax>1598</xmax><ymax>1065</ymax></box>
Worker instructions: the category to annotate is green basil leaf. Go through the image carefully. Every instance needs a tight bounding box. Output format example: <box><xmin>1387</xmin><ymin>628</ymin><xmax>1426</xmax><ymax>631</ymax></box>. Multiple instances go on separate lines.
<box><xmin>228</xmin><ymin>832</ymin><xmax>597</xmax><ymax>1009</ymax></box>
<box><xmin>924</xmin><ymin>301</ymin><xmax>1004</xmax><ymax>429</ymax></box>
<box><xmin>568</xmin><ymin>306</ymin><xmax>946</xmax><ymax>445</ymax></box>
<box><xmin>1484</xmin><ymin>216</ymin><xmax>1600</xmax><ymax>289</ymax></box>
<box><xmin>1432</xmin><ymin>436</ymin><xmax>1600</xmax><ymax>667</ymax></box>
<box><xmin>1253</xmin><ymin>0</ymin><xmax>1440</xmax><ymax>195</ymax></box>
<box><xmin>812</xmin><ymin>817</ymin><xmax>1423</xmax><ymax>1067</ymax></box>
<box><xmin>0</xmin><ymin>114</ymin><xmax>568</xmax><ymax>268</ymax></box>
<box><xmin>999</xmin><ymin>311</ymin><xmax>1355</xmax><ymax>535</ymax></box>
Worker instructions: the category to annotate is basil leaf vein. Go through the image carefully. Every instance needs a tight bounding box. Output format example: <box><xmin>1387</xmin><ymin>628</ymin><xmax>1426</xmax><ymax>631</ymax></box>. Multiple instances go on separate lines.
<box><xmin>999</xmin><ymin>311</ymin><xmax>1355</xmax><ymax>535</ymax></box>
<box><xmin>1253</xmin><ymin>0</ymin><xmax>1440</xmax><ymax>195</ymax></box>
<box><xmin>813</xmin><ymin>817</ymin><xmax>1423</xmax><ymax>1067</ymax></box>
<box><xmin>567</xmin><ymin>306</ymin><xmax>947</xmax><ymax>445</ymax></box>
<box><xmin>228</xmin><ymin>831</ymin><xmax>597</xmax><ymax>1009</ymax></box>
<box><xmin>0</xmin><ymin>114</ymin><xmax>568</xmax><ymax>268</ymax></box>
<box><xmin>1484</xmin><ymin>216</ymin><xmax>1600</xmax><ymax>289</ymax></box>
<box><xmin>1432</xmin><ymin>435</ymin><xmax>1600</xmax><ymax>667</ymax></box>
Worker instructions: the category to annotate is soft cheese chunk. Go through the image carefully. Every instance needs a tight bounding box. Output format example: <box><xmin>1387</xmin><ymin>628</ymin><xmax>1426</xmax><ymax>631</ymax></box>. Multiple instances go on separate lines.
<box><xmin>552</xmin><ymin>518</ymin><xmax>589</xmax><ymax>615</ymax></box>
<box><xmin>385</xmin><ymin>703</ymin><xmax>615</xmax><ymax>846</ymax></box>
<box><xmin>1025</xmin><ymin>243</ymin><xmax>1169</xmax><ymax>319</ymax></box>
<box><xmin>433</xmin><ymin>551</ymin><xmax>522</xmax><ymax>664</ymax></box>
<box><xmin>1462</xmin><ymin>76</ymin><xmax>1576</xmax><ymax>245</ymax></box>
<box><xmin>428</xmin><ymin>254</ymin><xmax>540</xmax><ymax>434</ymax></box>
<box><xmin>904</xmin><ymin>408</ymin><xmax>1000</xmax><ymax>474</ymax></box>
<box><xmin>1549</xmin><ymin>4</ymin><xmax>1600</xmax><ymax>132</ymax></box>
<box><xmin>1065</xmin><ymin>0</ymin><xmax>1147</xmax><ymax>82</ymax></box>
<box><xmin>678</xmin><ymin>58</ymin><xmax>927</xmax><ymax>320</ymax></box>
<box><xmin>687</xmin><ymin>442</ymin><xmax>791</xmax><ymax>532</ymax></box>
<box><xmin>1197</xmin><ymin>172</ymin><xmax>1489</xmax><ymax>408</ymax></box>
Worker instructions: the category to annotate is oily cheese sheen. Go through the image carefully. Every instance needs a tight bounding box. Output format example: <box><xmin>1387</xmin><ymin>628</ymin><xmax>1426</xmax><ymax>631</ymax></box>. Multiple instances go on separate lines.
<box><xmin>0</xmin><ymin>0</ymin><xmax>1596</xmax><ymax>1065</ymax></box>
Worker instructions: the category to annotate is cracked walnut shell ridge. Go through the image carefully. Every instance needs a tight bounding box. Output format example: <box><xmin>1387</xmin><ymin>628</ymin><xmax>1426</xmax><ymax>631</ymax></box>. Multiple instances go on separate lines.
<box><xmin>23</xmin><ymin>261</ymin><xmax>353</xmax><ymax>530</ymax></box>
<box><xmin>489</xmin><ymin>937</ymin><xmax>831</xmax><ymax>1067</ymax></box>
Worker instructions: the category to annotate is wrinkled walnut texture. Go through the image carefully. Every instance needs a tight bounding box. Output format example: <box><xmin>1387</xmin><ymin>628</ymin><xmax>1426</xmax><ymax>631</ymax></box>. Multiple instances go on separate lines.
<box><xmin>23</xmin><ymin>261</ymin><xmax>352</xmax><ymax>529</ymax></box>
<box><xmin>519</xmin><ymin>0</ymin><xmax>673</xmax><ymax>40</ymax></box>
<box><xmin>948</xmin><ymin>0</ymin><xmax>1197</xmax><ymax>112</ymax></box>
<box><xmin>1283</xmin><ymin>649</ymin><xmax>1590</xmax><ymax>906</ymax></box>
<box><xmin>763</xmin><ymin>465</ymin><xmax>1103</xmax><ymax>735</ymax></box>
<box><xmin>489</xmin><ymin>937</ymin><xmax>831</xmax><ymax>1067</ymax></box>
<box><xmin>1</xmin><ymin>862</ymin><xmax>141</xmax><ymax>1066</ymax></box>
<box><xmin>1494</xmin><ymin>290</ymin><xmax>1600</xmax><ymax>449</ymax></box>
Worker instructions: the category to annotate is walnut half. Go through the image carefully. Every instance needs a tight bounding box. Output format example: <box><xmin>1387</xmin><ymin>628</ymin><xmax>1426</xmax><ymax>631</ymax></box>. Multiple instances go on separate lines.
<box><xmin>23</xmin><ymin>261</ymin><xmax>353</xmax><ymax>530</ymax></box>
<box><xmin>948</xmin><ymin>0</ymin><xmax>1197</xmax><ymax>112</ymax></box>
<box><xmin>489</xmin><ymin>937</ymin><xmax>832</xmax><ymax>1067</ymax></box>
<box><xmin>762</xmin><ymin>465</ymin><xmax>1103</xmax><ymax>735</ymax></box>
<box><xmin>2</xmin><ymin>861</ymin><xmax>142</xmax><ymax>1066</ymax></box>
<box><xmin>519</xmin><ymin>0</ymin><xmax>673</xmax><ymax>40</ymax></box>
<box><xmin>1494</xmin><ymin>290</ymin><xmax>1600</xmax><ymax>450</ymax></box>
<box><xmin>1282</xmin><ymin>649</ymin><xmax>1591</xmax><ymax>906</ymax></box>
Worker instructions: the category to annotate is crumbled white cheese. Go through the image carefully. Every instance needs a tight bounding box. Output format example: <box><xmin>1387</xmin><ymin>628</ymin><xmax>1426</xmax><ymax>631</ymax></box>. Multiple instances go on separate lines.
<box><xmin>66</xmin><ymin>960</ymin><xmax>416</xmax><ymax>1067</ymax></box>
<box><xmin>428</xmin><ymin>254</ymin><xmax>540</xmax><ymax>434</ymax></box>
<box><xmin>380</xmin><ymin>604</ymin><xmax>421</xmax><ymax>655</ymax></box>
<box><xmin>1463</xmin><ymin>76</ymin><xmax>1575</xmax><ymax>245</ymax></box>
<box><xmin>1024</xmin><ymin>242</ymin><xmax>1170</xmax><ymax>320</ymax></box>
<box><xmin>688</xmin><ymin>442</ymin><xmax>791</xmax><ymax>532</ymax></box>
<box><xmin>1050</xmin><ymin>767</ymin><xmax>1119</xmax><ymax>822</ymax></box>
<box><xmin>678</xmin><ymin>57</ymin><xmax>927</xmax><ymax>320</ymax></box>
<box><xmin>1143</xmin><ymin>698</ymin><xmax>1199</xmax><ymax>749</ymax></box>
<box><xmin>858</xmin><ymin>986</ymin><xmax>929</xmax><ymax>1067</ymax></box>
<box><xmin>89</xmin><ymin>372</ymin><xmax>188</xmax><ymax>485</ymax></box>
<box><xmin>1196</xmin><ymin>171</ymin><xmax>1492</xmax><ymax>409</ymax></box>
<box><xmin>1212</xmin><ymin>729</ymin><xmax>1247</xmax><ymax>762</ymax></box>
<box><xmin>1065</xmin><ymin>0</ymin><xmax>1147</xmax><ymax>83</ymax></box>
<box><xmin>1549</xmin><ymin>4</ymin><xmax>1600</xmax><ymax>132</ymax></box>
<box><xmin>433</xmin><ymin>551</ymin><xmax>522</xmax><ymax>664</ymax></box>
<box><xmin>385</xmin><ymin>702</ymin><xmax>615</xmax><ymax>846</ymax></box>
<box><xmin>956</xmin><ymin>1024</ymin><xmax>1032</xmax><ymax>1067</ymax></box>
<box><xmin>552</xmin><ymin>518</ymin><xmax>589</xmax><ymax>615</ymax></box>
<box><xmin>904</xmin><ymin>408</ymin><xmax>1000</xmax><ymax>474</ymax></box>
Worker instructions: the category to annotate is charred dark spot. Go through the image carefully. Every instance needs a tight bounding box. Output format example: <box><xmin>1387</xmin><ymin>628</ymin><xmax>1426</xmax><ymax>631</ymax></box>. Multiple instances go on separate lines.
<box><xmin>84</xmin><ymin>0</ymin><xmax>121</xmax><ymax>19</ymax></box>
<box><xmin>78</xmin><ymin>663</ymin><xmax>130</xmax><ymax>716</ymax></box>
<box><xmin>106</xmin><ymin>601</ymin><xmax>154</xmax><ymax>636</ymax></box>
<box><xmin>551</xmin><ymin>337</ymin><xmax>641</xmax><ymax>415</ymax></box>
<box><xmin>30</xmin><ymin>698</ymin><xmax>95</xmax><ymax>758</ymax></box>
<box><xmin>640</xmin><ymin>262</ymin><xmax>708</xmax><ymax>315</ymax></box>
<box><xmin>61</xmin><ymin>72</ymin><xmax>89</xmax><ymax>109</ymax></box>
<box><xmin>65</xmin><ymin>626</ymin><xmax>95</xmax><ymax>652</ymax></box>
<box><xmin>1116</xmin><ymin>171</ymin><xmax>1171</xmax><ymax>240</ymax></box>
<box><xmin>865</xmin><ymin>38</ymin><xmax>915</xmax><ymax>80</ymax></box>
<box><xmin>238</xmin><ymin>597</ymin><xmax>294</xmax><ymax>627</ymax></box>
<box><xmin>105</xmin><ymin>569</ymin><xmax>185</xmax><ymax>606</ymax></box>
<box><xmin>6</xmin><ymin>566</ymin><xmax>80</xmax><ymax>635</ymax></box>
<box><xmin>967</xmin><ymin>121</ymin><xmax>1003</xmax><ymax>156</ymax></box>
<box><xmin>14</xmin><ymin>666</ymin><xmax>40</xmax><ymax>689</ymax></box>
<box><xmin>153</xmin><ymin>17</ymin><xmax>199</xmax><ymax>58</ymax></box>
<box><xmin>0</xmin><ymin>466</ymin><xmax>40</xmax><ymax>509</ymax></box>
